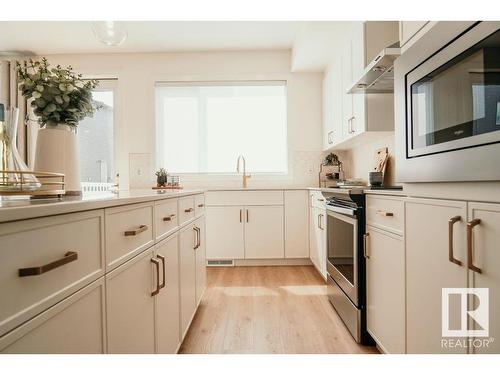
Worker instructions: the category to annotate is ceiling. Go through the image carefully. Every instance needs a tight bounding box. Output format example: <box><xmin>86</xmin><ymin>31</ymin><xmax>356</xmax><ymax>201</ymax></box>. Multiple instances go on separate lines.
<box><xmin>0</xmin><ymin>21</ymin><xmax>305</xmax><ymax>55</ymax></box>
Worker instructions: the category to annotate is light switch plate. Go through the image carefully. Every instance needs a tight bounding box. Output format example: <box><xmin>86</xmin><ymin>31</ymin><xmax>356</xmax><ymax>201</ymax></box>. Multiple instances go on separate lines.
<box><xmin>129</xmin><ymin>153</ymin><xmax>152</xmax><ymax>189</ymax></box>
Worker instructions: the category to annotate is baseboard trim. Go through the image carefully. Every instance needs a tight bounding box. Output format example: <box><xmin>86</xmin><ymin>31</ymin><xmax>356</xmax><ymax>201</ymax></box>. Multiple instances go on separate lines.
<box><xmin>232</xmin><ymin>258</ymin><xmax>312</xmax><ymax>266</ymax></box>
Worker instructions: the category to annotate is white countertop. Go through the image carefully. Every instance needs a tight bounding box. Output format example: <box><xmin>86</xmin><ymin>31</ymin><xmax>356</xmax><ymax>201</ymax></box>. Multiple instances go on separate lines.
<box><xmin>207</xmin><ymin>187</ymin><xmax>309</xmax><ymax>191</ymax></box>
<box><xmin>0</xmin><ymin>189</ymin><xmax>205</xmax><ymax>223</ymax></box>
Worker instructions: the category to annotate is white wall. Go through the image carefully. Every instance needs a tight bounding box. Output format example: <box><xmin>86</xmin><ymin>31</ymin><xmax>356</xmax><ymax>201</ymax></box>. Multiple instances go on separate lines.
<box><xmin>42</xmin><ymin>50</ymin><xmax>324</xmax><ymax>189</ymax></box>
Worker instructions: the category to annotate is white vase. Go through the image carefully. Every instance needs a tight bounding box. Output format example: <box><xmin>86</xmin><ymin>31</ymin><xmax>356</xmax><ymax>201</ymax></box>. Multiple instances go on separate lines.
<box><xmin>34</xmin><ymin>124</ymin><xmax>81</xmax><ymax>195</ymax></box>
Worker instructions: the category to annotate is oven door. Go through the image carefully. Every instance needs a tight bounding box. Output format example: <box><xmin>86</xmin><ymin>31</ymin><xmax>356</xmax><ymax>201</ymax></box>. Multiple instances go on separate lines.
<box><xmin>406</xmin><ymin>22</ymin><xmax>500</xmax><ymax>158</ymax></box>
<box><xmin>326</xmin><ymin>207</ymin><xmax>359</xmax><ymax>307</ymax></box>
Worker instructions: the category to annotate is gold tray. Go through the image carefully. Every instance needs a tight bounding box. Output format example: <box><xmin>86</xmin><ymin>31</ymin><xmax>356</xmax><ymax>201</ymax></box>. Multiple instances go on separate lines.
<box><xmin>0</xmin><ymin>170</ymin><xmax>65</xmax><ymax>197</ymax></box>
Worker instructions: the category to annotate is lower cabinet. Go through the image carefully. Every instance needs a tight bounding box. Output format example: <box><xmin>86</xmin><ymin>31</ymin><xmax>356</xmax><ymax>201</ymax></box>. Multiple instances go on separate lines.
<box><xmin>155</xmin><ymin>233</ymin><xmax>181</xmax><ymax>354</ymax></box>
<box><xmin>106</xmin><ymin>248</ymin><xmax>156</xmax><ymax>354</ymax></box>
<box><xmin>179</xmin><ymin>223</ymin><xmax>198</xmax><ymax>339</ymax></box>
<box><xmin>195</xmin><ymin>216</ymin><xmax>207</xmax><ymax>305</ymax></box>
<box><xmin>0</xmin><ymin>278</ymin><xmax>106</xmax><ymax>354</ymax></box>
<box><xmin>309</xmin><ymin>206</ymin><xmax>327</xmax><ymax>279</ymax></box>
<box><xmin>245</xmin><ymin>206</ymin><xmax>284</xmax><ymax>259</ymax></box>
<box><xmin>206</xmin><ymin>206</ymin><xmax>244</xmax><ymax>260</ymax></box>
<box><xmin>405</xmin><ymin>198</ymin><xmax>468</xmax><ymax>354</ymax></box>
<box><xmin>365</xmin><ymin>225</ymin><xmax>405</xmax><ymax>354</ymax></box>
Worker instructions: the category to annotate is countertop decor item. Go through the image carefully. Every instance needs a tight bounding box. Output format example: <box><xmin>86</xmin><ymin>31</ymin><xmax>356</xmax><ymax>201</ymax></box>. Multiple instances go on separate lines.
<box><xmin>0</xmin><ymin>105</ymin><xmax>42</xmax><ymax>196</ymax></box>
<box><xmin>319</xmin><ymin>153</ymin><xmax>344</xmax><ymax>188</ymax></box>
<box><xmin>155</xmin><ymin>167</ymin><xmax>168</xmax><ymax>187</ymax></box>
<box><xmin>16</xmin><ymin>58</ymin><xmax>100</xmax><ymax>195</ymax></box>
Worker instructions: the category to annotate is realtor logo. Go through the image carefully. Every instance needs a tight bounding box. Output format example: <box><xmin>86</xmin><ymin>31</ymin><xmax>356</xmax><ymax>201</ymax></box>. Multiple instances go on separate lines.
<box><xmin>442</xmin><ymin>288</ymin><xmax>489</xmax><ymax>337</ymax></box>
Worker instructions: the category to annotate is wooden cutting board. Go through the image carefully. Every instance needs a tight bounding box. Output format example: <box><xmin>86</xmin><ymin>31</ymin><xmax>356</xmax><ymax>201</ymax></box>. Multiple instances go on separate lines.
<box><xmin>373</xmin><ymin>147</ymin><xmax>389</xmax><ymax>173</ymax></box>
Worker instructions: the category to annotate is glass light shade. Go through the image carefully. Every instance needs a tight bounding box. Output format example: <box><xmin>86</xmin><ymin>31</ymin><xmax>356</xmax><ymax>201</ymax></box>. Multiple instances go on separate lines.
<box><xmin>92</xmin><ymin>21</ymin><xmax>127</xmax><ymax>46</ymax></box>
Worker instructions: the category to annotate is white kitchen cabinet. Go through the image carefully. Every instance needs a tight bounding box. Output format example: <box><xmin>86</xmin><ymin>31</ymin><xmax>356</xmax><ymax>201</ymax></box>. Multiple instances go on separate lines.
<box><xmin>323</xmin><ymin>22</ymin><xmax>397</xmax><ymax>150</ymax></box>
<box><xmin>155</xmin><ymin>233</ymin><xmax>180</xmax><ymax>354</ymax></box>
<box><xmin>194</xmin><ymin>216</ymin><xmax>207</xmax><ymax>305</ymax></box>
<box><xmin>365</xmin><ymin>225</ymin><xmax>405</xmax><ymax>354</ymax></box>
<box><xmin>309</xmin><ymin>206</ymin><xmax>327</xmax><ymax>280</ymax></box>
<box><xmin>206</xmin><ymin>206</ymin><xmax>244</xmax><ymax>260</ymax></box>
<box><xmin>179</xmin><ymin>223</ymin><xmax>197</xmax><ymax>339</ymax></box>
<box><xmin>399</xmin><ymin>21</ymin><xmax>429</xmax><ymax>48</ymax></box>
<box><xmin>245</xmin><ymin>206</ymin><xmax>284</xmax><ymax>259</ymax></box>
<box><xmin>467</xmin><ymin>202</ymin><xmax>500</xmax><ymax>354</ymax></box>
<box><xmin>0</xmin><ymin>278</ymin><xmax>106</xmax><ymax>354</ymax></box>
<box><xmin>284</xmin><ymin>190</ymin><xmax>309</xmax><ymax>258</ymax></box>
<box><xmin>405</xmin><ymin>198</ymin><xmax>468</xmax><ymax>354</ymax></box>
<box><xmin>106</xmin><ymin>248</ymin><xmax>156</xmax><ymax>354</ymax></box>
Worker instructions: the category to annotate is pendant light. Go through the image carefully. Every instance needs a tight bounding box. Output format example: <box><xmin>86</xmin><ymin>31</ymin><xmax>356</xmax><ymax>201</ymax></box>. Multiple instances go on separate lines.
<box><xmin>92</xmin><ymin>21</ymin><xmax>127</xmax><ymax>46</ymax></box>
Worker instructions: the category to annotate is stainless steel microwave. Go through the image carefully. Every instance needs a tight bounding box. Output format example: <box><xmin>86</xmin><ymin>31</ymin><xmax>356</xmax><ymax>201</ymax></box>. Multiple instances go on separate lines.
<box><xmin>395</xmin><ymin>21</ymin><xmax>500</xmax><ymax>182</ymax></box>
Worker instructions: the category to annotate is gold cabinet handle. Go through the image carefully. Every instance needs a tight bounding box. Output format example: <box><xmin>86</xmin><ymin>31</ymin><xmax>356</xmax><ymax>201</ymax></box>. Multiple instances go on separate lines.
<box><xmin>239</xmin><ymin>209</ymin><xmax>242</xmax><ymax>223</ymax></box>
<box><xmin>363</xmin><ymin>233</ymin><xmax>370</xmax><ymax>259</ymax></box>
<box><xmin>448</xmin><ymin>216</ymin><xmax>462</xmax><ymax>266</ymax></box>
<box><xmin>196</xmin><ymin>227</ymin><xmax>201</xmax><ymax>248</ymax></box>
<box><xmin>246</xmin><ymin>209</ymin><xmax>249</xmax><ymax>223</ymax></box>
<box><xmin>18</xmin><ymin>251</ymin><xmax>78</xmax><ymax>277</ymax></box>
<box><xmin>376</xmin><ymin>210</ymin><xmax>394</xmax><ymax>217</ymax></box>
<box><xmin>162</xmin><ymin>214</ymin><xmax>176</xmax><ymax>222</ymax></box>
<box><xmin>193</xmin><ymin>226</ymin><xmax>200</xmax><ymax>250</ymax></box>
<box><xmin>151</xmin><ymin>258</ymin><xmax>161</xmax><ymax>296</ymax></box>
<box><xmin>197</xmin><ymin>203</ymin><xmax>205</xmax><ymax>208</ymax></box>
<box><xmin>124</xmin><ymin>224</ymin><xmax>148</xmax><ymax>236</ymax></box>
<box><xmin>467</xmin><ymin>219</ymin><xmax>482</xmax><ymax>273</ymax></box>
<box><xmin>318</xmin><ymin>214</ymin><xmax>324</xmax><ymax>230</ymax></box>
<box><xmin>157</xmin><ymin>254</ymin><xmax>166</xmax><ymax>290</ymax></box>
<box><xmin>184</xmin><ymin>208</ymin><xmax>194</xmax><ymax>213</ymax></box>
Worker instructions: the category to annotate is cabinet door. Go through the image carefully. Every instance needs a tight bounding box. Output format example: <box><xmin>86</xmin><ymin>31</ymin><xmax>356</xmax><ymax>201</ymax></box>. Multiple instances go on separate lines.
<box><xmin>365</xmin><ymin>226</ymin><xmax>405</xmax><ymax>354</ymax></box>
<box><xmin>350</xmin><ymin>22</ymin><xmax>366</xmax><ymax>136</ymax></box>
<box><xmin>106</xmin><ymin>248</ymin><xmax>156</xmax><ymax>353</ymax></box>
<box><xmin>317</xmin><ymin>209</ymin><xmax>327</xmax><ymax>279</ymax></box>
<box><xmin>405</xmin><ymin>198</ymin><xmax>467</xmax><ymax>354</ymax></box>
<box><xmin>179</xmin><ymin>224</ymin><xmax>197</xmax><ymax>339</ymax></box>
<box><xmin>205</xmin><ymin>206</ymin><xmax>244</xmax><ymax>259</ymax></box>
<box><xmin>309</xmin><ymin>206</ymin><xmax>319</xmax><ymax>270</ymax></box>
<box><xmin>194</xmin><ymin>216</ymin><xmax>207</xmax><ymax>305</ymax></box>
<box><xmin>155</xmin><ymin>233</ymin><xmax>180</xmax><ymax>354</ymax></box>
<box><xmin>244</xmin><ymin>206</ymin><xmax>284</xmax><ymax>259</ymax></box>
<box><xmin>341</xmin><ymin>39</ymin><xmax>354</xmax><ymax>140</ymax></box>
<box><xmin>399</xmin><ymin>21</ymin><xmax>429</xmax><ymax>47</ymax></box>
<box><xmin>467</xmin><ymin>202</ymin><xmax>500</xmax><ymax>354</ymax></box>
<box><xmin>284</xmin><ymin>190</ymin><xmax>309</xmax><ymax>258</ymax></box>
<box><xmin>0</xmin><ymin>278</ymin><xmax>106</xmax><ymax>354</ymax></box>
<box><xmin>323</xmin><ymin>63</ymin><xmax>343</xmax><ymax>149</ymax></box>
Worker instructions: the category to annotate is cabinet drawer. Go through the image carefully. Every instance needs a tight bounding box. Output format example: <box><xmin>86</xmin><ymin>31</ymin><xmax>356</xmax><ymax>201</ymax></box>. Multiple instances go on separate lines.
<box><xmin>155</xmin><ymin>199</ymin><xmax>178</xmax><ymax>241</ymax></box>
<box><xmin>194</xmin><ymin>194</ymin><xmax>205</xmax><ymax>217</ymax></box>
<box><xmin>206</xmin><ymin>190</ymin><xmax>283</xmax><ymax>206</ymax></box>
<box><xmin>310</xmin><ymin>190</ymin><xmax>326</xmax><ymax>209</ymax></box>
<box><xmin>0</xmin><ymin>210</ymin><xmax>105</xmax><ymax>337</ymax></box>
<box><xmin>105</xmin><ymin>202</ymin><xmax>154</xmax><ymax>270</ymax></box>
<box><xmin>0</xmin><ymin>278</ymin><xmax>106</xmax><ymax>353</ymax></box>
<box><xmin>178</xmin><ymin>196</ymin><xmax>195</xmax><ymax>225</ymax></box>
<box><xmin>366</xmin><ymin>195</ymin><xmax>404</xmax><ymax>235</ymax></box>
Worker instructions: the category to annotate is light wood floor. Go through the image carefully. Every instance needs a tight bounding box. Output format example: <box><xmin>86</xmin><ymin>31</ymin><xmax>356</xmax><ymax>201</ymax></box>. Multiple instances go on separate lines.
<box><xmin>179</xmin><ymin>266</ymin><xmax>378</xmax><ymax>354</ymax></box>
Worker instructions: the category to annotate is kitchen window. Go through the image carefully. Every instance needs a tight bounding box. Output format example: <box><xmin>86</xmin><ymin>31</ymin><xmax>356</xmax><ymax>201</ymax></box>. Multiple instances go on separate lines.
<box><xmin>77</xmin><ymin>79</ymin><xmax>117</xmax><ymax>186</ymax></box>
<box><xmin>155</xmin><ymin>82</ymin><xmax>288</xmax><ymax>174</ymax></box>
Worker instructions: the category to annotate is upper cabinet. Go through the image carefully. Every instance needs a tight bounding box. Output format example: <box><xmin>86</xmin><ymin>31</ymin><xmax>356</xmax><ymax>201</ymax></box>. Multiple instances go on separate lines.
<box><xmin>399</xmin><ymin>21</ymin><xmax>429</xmax><ymax>50</ymax></box>
<box><xmin>322</xmin><ymin>21</ymin><xmax>398</xmax><ymax>151</ymax></box>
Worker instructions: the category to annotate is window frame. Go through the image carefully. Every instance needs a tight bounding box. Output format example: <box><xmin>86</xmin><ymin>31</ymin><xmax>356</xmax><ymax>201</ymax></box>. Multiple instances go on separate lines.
<box><xmin>154</xmin><ymin>80</ymin><xmax>289</xmax><ymax>176</ymax></box>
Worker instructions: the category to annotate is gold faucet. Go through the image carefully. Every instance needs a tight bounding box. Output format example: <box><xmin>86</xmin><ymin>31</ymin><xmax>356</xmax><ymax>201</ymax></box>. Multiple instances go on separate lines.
<box><xmin>236</xmin><ymin>155</ymin><xmax>251</xmax><ymax>188</ymax></box>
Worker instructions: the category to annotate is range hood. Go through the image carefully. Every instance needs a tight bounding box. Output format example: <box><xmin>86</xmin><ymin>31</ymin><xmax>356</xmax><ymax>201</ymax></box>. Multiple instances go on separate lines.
<box><xmin>347</xmin><ymin>42</ymin><xmax>400</xmax><ymax>94</ymax></box>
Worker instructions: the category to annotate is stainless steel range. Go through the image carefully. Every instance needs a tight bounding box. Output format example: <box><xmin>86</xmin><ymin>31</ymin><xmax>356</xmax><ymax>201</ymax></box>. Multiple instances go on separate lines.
<box><xmin>325</xmin><ymin>187</ymin><xmax>373</xmax><ymax>344</ymax></box>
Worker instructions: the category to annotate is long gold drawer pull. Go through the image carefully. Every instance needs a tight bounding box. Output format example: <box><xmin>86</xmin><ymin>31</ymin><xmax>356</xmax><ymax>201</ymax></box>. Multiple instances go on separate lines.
<box><xmin>193</xmin><ymin>227</ymin><xmax>200</xmax><ymax>250</ymax></box>
<box><xmin>157</xmin><ymin>255</ymin><xmax>166</xmax><ymax>290</ymax></box>
<box><xmin>184</xmin><ymin>208</ymin><xmax>194</xmax><ymax>213</ymax></box>
<box><xmin>19</xmin><ymin>251</ymin><xmax>78</xmax><ymax>277</ymax></box>
<box><xmin>376</xmin><ymin>210</ymin><xmax>394</xmax><ymax>217</ymax></box>
<box><xmin>197</xmin><ymin>203</ymin><xmax>204</xmax><ymax>208</ymax></box>
<box><xmin>124</xmin><ymin>224</ymin><xmax>148</xmax><ymax>236</ymax></box>
<box><xmin>467</xmin><ymin>219</ymin><xmax>482</xmax><ymax>274</ymax></box>
<box><xmin>448</xmin><ymin>216</ymin><xmax>462</xmax><ymax>266</ymax></box>
<box><xmin>363</xmin><ymin>233</ymin><xmax>370</xmax><ymax>259</ymax></box>
<box><xmin>151</xmin><ymin>258</ymin><xmax>161</xmax><ymax>296</ymax></box>
<box><xmin>163</xmin><ymin>214</ymin><xmax>176</xmax><ymax>222</ymax></box>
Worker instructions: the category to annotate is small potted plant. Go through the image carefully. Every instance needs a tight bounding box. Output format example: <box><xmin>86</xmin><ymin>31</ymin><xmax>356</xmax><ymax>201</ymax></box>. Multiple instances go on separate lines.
<box><xmin>16</xmin><ymin>58</ymin><xmax>100</xmax><ymax>195</ymax></box>
<box><xmin>155</xmin><ymin>168</ymin><xmax>168</xmax><ymax>187</ymax></box>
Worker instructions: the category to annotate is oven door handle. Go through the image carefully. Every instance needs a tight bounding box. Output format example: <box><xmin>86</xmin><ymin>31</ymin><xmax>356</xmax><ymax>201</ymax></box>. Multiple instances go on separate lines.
<box><xmin>327</xmin><ymin>205</ymin><xmax>357</xmax><ymax>217</ymax></box>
